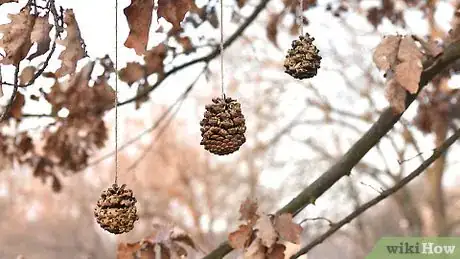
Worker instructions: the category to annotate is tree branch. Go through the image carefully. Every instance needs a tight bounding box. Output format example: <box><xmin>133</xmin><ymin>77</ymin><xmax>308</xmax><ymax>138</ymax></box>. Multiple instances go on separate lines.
<box><xmin>292</xmin><ymin>124</ymin><xmax>460</xmax><ymax>258</ymax></box>
<box><xmin>118</xmin><ymin>0</ymin><xmax>272</xmax><ymax>107</ymax></box>
<box><xmin>0</xmin><ymin>65</ymin><xmax>20</xmax><ymax>122</ymax></box>
<box><xmin>201</xmin><ymin>41</ymin><xmax>460</xmax><ymax>259</ymax></box>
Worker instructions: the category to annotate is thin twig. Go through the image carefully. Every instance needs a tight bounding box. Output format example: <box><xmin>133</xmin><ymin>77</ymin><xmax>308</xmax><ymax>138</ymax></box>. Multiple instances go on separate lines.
<box><xmin>1</xmin><ymin>65</ymin><xmax>20</xmax><ymax>122</ymax></box>
<box><xmin>125</xmin><ymin>68</ymin><xmax>205</xmax><ymax>172</ymax></box>
<box><xmin>84</xmin><ymin>70</ymin><xmax>199</xmax><ymax>170</ymax></box>
<box><xmin>299</xmin><ymin>217</ymin><xmax>335</xmax><ymax>226</ymax></box>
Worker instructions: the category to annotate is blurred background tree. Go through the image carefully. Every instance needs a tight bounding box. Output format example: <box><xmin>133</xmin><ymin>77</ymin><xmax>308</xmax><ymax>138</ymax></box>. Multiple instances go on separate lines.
<box><xmin>0</xmin><ymin>0</ymin><xmax>460</xmax><ymax>259</ymax></box>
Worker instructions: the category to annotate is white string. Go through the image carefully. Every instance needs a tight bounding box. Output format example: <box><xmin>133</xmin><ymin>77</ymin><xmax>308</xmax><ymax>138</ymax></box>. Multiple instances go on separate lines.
<box><xmin>298</xmin><ymin>0</ymin><xmax>304</xmax><ymax>35</ymax></box>
<box><xmin>114</xmin><ymin>0</ymin><xmax>119</xmax><ymax>185</ymax></box>
<box><xmin>220</xmin><ymin>0</ymin><xmax>225</xmax><ymax>99</ymax></box>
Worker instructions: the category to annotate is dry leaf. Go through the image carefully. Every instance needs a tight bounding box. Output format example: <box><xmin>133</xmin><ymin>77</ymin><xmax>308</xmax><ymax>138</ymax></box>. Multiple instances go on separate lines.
<box><xmin>51</xmin><ymin>175</ymin><xmax>62</xmax><ymax>192</ymax></box>
<box><xmin>117</xmin><ymin>242</ymin><xmax>141</xmax><ymax>259</ymax></box>
<box><xmin>267</xmin><ymin>243</ymin><xmax>286</xmax><ymax>259</ymax></box>
<box><xmin>176</xmin><ymin>36</ymin><xmax>193</xmax><ymax>53</ymax></box>
<box><xmin>289</xmin><ymin>22</ymin><xmax>299</xmax><ymax>36</ymax></box>
<box><xmin>93</xmin><ymin>77</ymin><xmax>116</xmax><ymax>112</ymax></box>
<box><xmin>28</xmin><ymin>15</ymin><xmax>53</xmax><ymax>60</ymax></box>
<box><xmin>424</xmin><ymin>38</ymin><xmax>443</xmax><ymax>57</ymax></box>
<box><xmin>239</xmin><ymin>198</ymin><xmax>259</xmax><ymax>225</ymax></box>
<box><xmin>0</xmin><ymin>0</ymin><xmax>18</xmax><ymax>5</ymax></box>
<box><xmin>255</xmin><ymin>215</ymin><xmax>277</xmax><ymax>248</ymax></box>
<box><xmin>141</xmin><ymin>243</ymin><xmax>158</xmax><ymax>259</ymax></box>
<box><xmin>144</xmin><ymin>43</ymin><xmax>167</xmax><ymax>78</ymax></box>
<box><xmin>19</xmin><ymin>66</ymin><xmax>36</xmax><ymax>85</ymax></box>
<box><xmin>9</xmin><ymin>92</ymin><xmax>25</xmax><ymax>119</ymax></box>
<box><xmin>159</xmin><ymin>243</ymin><xmax>172</xmax><ymax>259</ymax></box>
<box><xmin>135</xmin><ymin>82</ymin><xmax>150</xmax><ymax>109</ymax></box>
<box><xmin>170</xmin><ymin>242</ymin><xmax>188</xmax><ymax>257</ymax></box>
<box><xmin>244</xmin><ymin>238</ymin><xmax>266</xmax><ymax>259</ymax></box>
<box><xmin>237</xmin><ymin>0</ymin><xmax>247</xmax><ymax>8</ymax></box>
<box><xmin>118</xmin><ymin>62</ymin><xmax>145</xmax><ymax>86</ymax></box>
<box><xmin>394</xmin><ymin>59</ymin><xmax>422</xmax><ymax>94</ymax></box>
<box><xmin>385</xmin><ymin>78</ymin><xmax>407</xmax><ymax>114</ymax></box>
<box><xmin>0</xmin><ymin>7</ymin><xmax>35</xmax><ymax>65</ymax></box>
<box><xmin>372</xmin><ymin>35</ymin><xmax>400</xmax><ymax>71</ymax></box>
<box><xmin>267</xmin><ymin>13</ymin><xmax>283</xmax><ymax>47</ymax></box>
<box><xmin>273</xmin><ymin>213</ymin><xmax>303</xmax><ymax>244</ymax></box>
<box><xmin>55</xmin><ymin>9</ymin><xmax>85</xmax><ymax>77</ymax></box>
<box><xmin>124</xmin><ymin>0</ymin><xmax>154</xmax><ymax>55</ymax></box>
<box><xmin>170</xmin><ymin>232</ymin><xmax>197</xmax><ymax>249</ymax></box>
<box><xmin>228</xmin><ymin>224</ymin><xmax>253</xmax><ymax>249</ymax></box>
<box><xmin>157</xmin><ymin>0</ymin><xmax>193</xmax><ymax>31</ymax></box>
<box><xmin>397</xmin><ymin>36</ymin><xmax>423</xmax><ymax>63</ymax></box>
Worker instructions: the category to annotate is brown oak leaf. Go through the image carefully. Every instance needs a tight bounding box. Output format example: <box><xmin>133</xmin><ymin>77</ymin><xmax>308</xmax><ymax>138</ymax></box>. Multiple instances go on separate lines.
<box><xmin>228</xmin><ymin>224</ymin><xmax>253</xmax><ymax>249</ymax></box>
<box><xmin>93</xmin><ymin>76</ymin><xmax>116</xmax><ymax>113</ymax></box>
<box><xmin>372</xmin><ymin>35</ymin><xmax>400</xmax><ymax>71</ymax></box>
<box><xmin>9</xmin><ymin>92</ymin><xmax>25</xmax><ymax>119</ymax></box>
<box><xmin>0</xmin><ymin>0</ymin><xmax>17</xmax><ymax>4</ymax></box>
<box><xmin>255</xmin><ymin>215</ymin><xmax>277</xmax><ymax>248</ymax></box>
<box><xmin>267</xmin><ymin>13</ymin><xmax>283</xmax><ymax>47</ymax></box>
<box><xmin>244</xmin><ymin>238</ymin><xmax>266</xmax><ymax>259</ymax></box>
<box><xmin>397</xmin><ymin>36</ymin><xmax>423</xmax><ymax>63</ymax></box>
<box><xmin>239</xmin><ymin>198</ymin><xmax>260</xmax><ymax>225</ymax></box>
<box><xmin>117</xmin><ymin>242</ymin><xmax>141</xmax><ymax>259</ymax></box>
<box><xmin>124</xmin><ymin>0</ymin><xmax>154</xmax><ymax>55</ymax></box>
<box><xmin>175</xmin><ymin>36</ymin><xmax>193</xmax><ymax>53</ymax></box>
<box><xmin>118</xmin><ymin>62</ymin><xmax>145</xmax><ymax>86</ymax></box>
<box><xmin>157</xmin><ymin>0</ymin><xmax>193</xmax><ymax>31</ymax></box>
<box><xmin>0</xmin><ymin>7</ymin><xmax>35</xmax><ymax>65</ymax></box>
<box><xmin>135</xmin><ymin>82</ymin><xmax>150</xmax><ymax>109</ymax></box>
<box><xmin>290</xmin><ymin>22</ymin><xmax>299</xmax><ymax>36</ymax></box>
<box><xmin>385</xmin><ymin>78</ymin><xmax>407</xmax><ymax>114</ymax></box>
<box><xmin>51</xmin><ymin>175</ymin><xmax>62</xmax><ymax>192</ymax></box>
<box><xmin>144</xmin><ymin>43</ymin><xmax>167</xmax><ymax>78</ymax></box>
<box><xmin>19</xmin><ymin>65</ymin><xmax>36</xmax><ymax>85</ymax></box>
<box><xmin>267</xmin><ymin>243</ymin><xmax>286</xmax><ymax>259</ymax></box>
<box><xmin>28</xmin><ymin>14</ymin><xmax>53</xmax><ymax>60</ymax></box>
<box><xmin>394</xmin><ymin>59</ymin><xmax>422</xmax><ymax>94</ymax></box>
<box><xmin>273</xmin><ymin>213</ymin><xmax>303</xmax><ymax>244</ymax></box>
<box><xmin>237</xmin><ymin>0</ymin><xmax>247</xmax><ymax>8</ymax></box>
<box><xmin>55</xmin><ymin>9</ymin><xmax>85</xmax><ymax>77</ymax></box>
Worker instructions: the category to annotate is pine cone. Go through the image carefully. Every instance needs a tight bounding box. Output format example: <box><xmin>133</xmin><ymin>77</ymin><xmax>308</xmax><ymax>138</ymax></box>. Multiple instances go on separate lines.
<box><xmin>200</xmin><ymin>97</ymin><xmax>246</xmax><ymax>155</ymax></box>
<box><xmin>94</xmin><ymin>183</ymin><xmax>139</xmax><ymax>234</ymax></box>
<box><xmin>284</xmin><ymin>33</ymin><xmax>322</xmax><ymax>79</ymax></box>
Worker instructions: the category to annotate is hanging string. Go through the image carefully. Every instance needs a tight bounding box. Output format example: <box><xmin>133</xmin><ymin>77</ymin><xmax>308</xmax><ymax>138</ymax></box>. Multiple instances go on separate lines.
<box><xmin>219</xmin><ymin>0</ymin><xmax>226</xmax><ymax>100</ymax></box>
<box><xmin>298</xmin><ymin>0</ymin><xmax>304</xmax><ymax>36</ymax></box>
<box><xmin>114</xmin><ymin>0</ymin><xmax>119</xmax><ymax>185</ymax></box>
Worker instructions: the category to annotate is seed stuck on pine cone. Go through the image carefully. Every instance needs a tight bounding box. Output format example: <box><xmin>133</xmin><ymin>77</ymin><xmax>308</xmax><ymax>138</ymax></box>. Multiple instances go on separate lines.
<box><xmin>200</xmin><ymin>96</ymin><xmax>246</xmax><ymax>155</ymax></box>
<box><xmin>94</xmin><ymin>183</ymin><xmax>139</xmax><ymax>234</ymax></box>
<box><xmin>284</xmin><ymin>33</ymin><xmax>322</xmax><ymax>79</ymax></box>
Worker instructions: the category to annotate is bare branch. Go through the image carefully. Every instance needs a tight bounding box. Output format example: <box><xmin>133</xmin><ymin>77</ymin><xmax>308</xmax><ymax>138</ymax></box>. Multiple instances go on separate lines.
<box><xmin>292</xmin><ymin>125</ymin><xmax>460</xmax><ymax>258</ymax></box>
<box><xmin>118</xmin><ymin>0</ymin><xmax>272</xmax><ymax>107</ymax></box>
<box><xmin>0</xmin><ymin>65</ymin><xmax>20</xmax><ymax>122</ymax></box>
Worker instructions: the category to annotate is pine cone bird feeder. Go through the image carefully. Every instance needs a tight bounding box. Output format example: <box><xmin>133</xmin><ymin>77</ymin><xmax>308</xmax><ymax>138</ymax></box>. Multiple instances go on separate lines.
<box><xmin>200</xmin><ymin>97</ymin><xmax>246</xmax><ymax>155</ymax></box>
<box><xmin>284</xmin><ymin>33</ymin><xmax>322</xmax><ymax>79</ymax></box>
<box><xmin>94</xmin><ymin>183</ymin><xmax>139</xmax><ymax>234</ymax></box>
